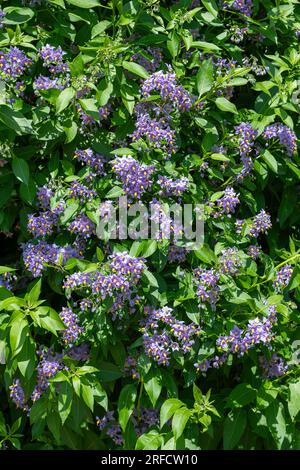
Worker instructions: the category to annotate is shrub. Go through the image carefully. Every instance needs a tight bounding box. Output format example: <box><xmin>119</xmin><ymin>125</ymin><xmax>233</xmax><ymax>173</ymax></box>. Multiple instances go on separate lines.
<box><xmin>0</xmin><ymin>0</ymin><xmax>299</xmax><ymax>450</ymax></box>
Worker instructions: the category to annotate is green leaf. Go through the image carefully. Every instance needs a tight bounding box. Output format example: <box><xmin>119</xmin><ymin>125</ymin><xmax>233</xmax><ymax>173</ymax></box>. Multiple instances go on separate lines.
<box><xmin>12</xmin><ymin>158</ymin><xmax>30</xmax><ymax>185</ymax></box>
<box><xmin>27</xmin><ymin>279</ymin><xmax>42</xmax><ymax>304</ymax></box>
<box><xmin>18</xmin><ymin>337</ymin><xmax>36</xmax><ymax>380</ymax></box>
<box><xmin>123</xmin><ymin>61</ymin><xmax>149</xmax><ymax>79</ymax></box>
<box><xmin>262</xmin><ymin>149</ymin><xmax>278</xmax><ymax>173</ymax></box>
<box><xmin>10</xmin><ymin>315</ymin><xmax>28</xmax><ymax>356</ymax></box>
<box><xmin>160</xmin><ymin>398</ymin><xmax>183</xmax><ymax>428</ymax></box>
<box><xmin>36</xmin><ymin>307</ymin><xmax>65</xmax><ymax>335</ymax></box>
<box><xmin>0</xmin><ymin>266</ymin><xmax>16</xmax><ymax>275</ymax></box>
<box><xmin>215</xmin><ymin>97</ymin><xmax>238</xmax><ymax>114</ymax></box>
<box><xmin>196</xmin><ymin>60</ymin><xmax>214</xmax><ymax>97</ymax></box>
<box><xmin>91</xmin><ymin>20</ymin><xmax>111</xmax><ymax>38</ymax></box>
<box><xmin>288</xmin><ymin>381</ymin><xmax>300</xmax><ymax>420</ymax></box>
<box><xmin>227</xmin><ymin>384</ymin><xmax>257</xmax><ymax>407</ymax></box>
<box><xmin>66</xmin><ymin>0</ymin><xmax>100</xmax><ymax>7</ymax></box>
<box><xmin>144</xmin><ymin>369</ymin><xmax>162</xmax><ymax>407</ymax></box>
<box><xmin>58</xmin><ymin>382</ymin><xmax>73</xmax><ymax>425</ymax></box>
<box><xmin>135</xmin><ymin>430</ymin><xmax>164</xmax><ymax>450</ymax></box>
<box><xmin>81</xmin><ymin>383</ymin><xmax>94</xmax><ymax>411</ymax></box>
<box><xmin>0</xmin><ymin>105</ymin><xmax>32</xmax><ymax>134</ymax></box>
<box><xmin>172</xmin><ymin>407</ymin><xmax>191</xmax><ymax>440</ymax></box>
<box><xmin>223</xmin><ymin>409</ymin><xmax>247</xmax><ymax>449</ymax></box>
<box><xmin>118</xmin><ymin>384</ymin><xmax>137</xmax><ymax>432</ymax></box>
<box><xmin>56</xmin><ymin>87</ymin><xmax>75</xmax><ymax>113</ymax></box>
<box><xmin>3</xmin><ymin>7</ymin><xmax>34</xmax><ymax>24</ymax></box>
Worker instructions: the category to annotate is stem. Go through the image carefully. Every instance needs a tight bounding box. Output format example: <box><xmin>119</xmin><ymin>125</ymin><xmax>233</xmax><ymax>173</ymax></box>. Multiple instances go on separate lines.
<box><xmin>137</xmin><ymin>379</ymin><xmax>144</xmax><ymax>419</ymax></box>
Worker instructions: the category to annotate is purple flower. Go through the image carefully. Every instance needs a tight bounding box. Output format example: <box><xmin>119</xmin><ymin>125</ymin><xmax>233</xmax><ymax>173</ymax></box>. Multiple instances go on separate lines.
<box><xmin>248</xmin><ymin>245</ymin><xmax>262</xmax><ymax>259</ymax></box>
<box><xmin>33</xmin><ymin>75</ymin><xmax>65</xmax><ymax>92</ymax></box>
<box><xmin>9</xmin><ymin>379</ymin><xmax>29</xmax><ymax>412</ymax></box>
<box><xmin>74</xmin><ymin>148</ymin><xmax>106</xmax><ymax>175</ymax></box>
<box><xmin>124</xmin><ymin>356</ymin><xmax>140</xmax><ymax>380</ymax></box>
<box><xmin>0</xmin><ymin>47</ymin><xmax>32</xmax><ymax>80</ymax></box>
<box><xmin>215</xmin><ymin>187</ymin><xmax>239</xmax><ymax>216</ymax></box>
<box><xmin>65</xmin><ymin>342</ymin><xmax>90</xmax><ymax>361</ymax></box>
<box><xmin>141</xmin><ymin>68</ymin><xmax>192</xmax><ymax>112</ymax></box>
<box><xmin>193</xmin><ymin>268</ymin><xmax>220</xmax><ymax>309</ymax></box>
<box><xmin>168</xmin><ymin>245</ymin><xmax>186</xmax><ymax>264</ymax></box>
<box><xmin>31</xmin><ymin>349</ymin><xmax>63</xmax><ymax>402</ymax></box>
<box><xmin>273</xmin><ymin>264</ymin><xmax>293</xmax><ymax>291</ymax></box>
<box><xmin>69</xmin><ymin>180</ymin><xmax>96</xmax><ymax>202</ymax></box>
<box><xmin>219</xmin><ymin>247</ymin><xmax>242</xmax><ymax>275</ymax></box>
<box><xmin>37</xmin><ymin>185</ymin><xmax>54</xmax><ymax>209</ymax></box>
<box><xmin>259</xmin><ymin>354</ymin><xmax>288</xmax><ymax>379</ymax></box>
<box><xmin>262</xmin><ymin>123</ymin><xmax>297</xmax><ymax>156</ymax></box>
<box><xmin>27</xmin><ymin>211</ymin><xmax>59</xmax><ymax>237</ymax></box>
<box><xmin>157</xmin><ymin>175</ymin><xmax>189</xmax><ymax>197</ymax></box>
<box><xmin>68</xmin><ymin>214</ymin><xmax>96</xmax><ymax>239</ymax></box>
<box><xmin>112</xmin><ymin>156</ymin><xmax>155</xmax><ymax>200</ymax></box>
<box><xmin>224</xmin><ymin>0</ymin><xmax>253</xmax><ymax>17</ymax></box>
<box><xmin>131</xmin><ymin>112</ymin><xmax>177</xmax><ymax>158</ymax></box>
<box><xmin>59</xmin><ymin>307</ymin><xmax>84</xmax><ymax>346</ymax></box>
<box><xmin>249</xmin><ymin>209</ymin><xmax>272</xmax><ymax>237</ymax></box>
<box><xmin>39</xmin><ymin>44</ymin><xmax>69</xmax><ymax>74</ymax></box>
<box><xmin>0</xmin><ymin>272</ymin><xmax>17</xmax><ymax>290</ymax></box>
<box><xmin>132</xmin><ymin>47</ymin><xmax>163</xmax><ymax>73</ymax></box>
<box><xmin>22</xmin><ymin>241</ymin><xmax>81</xmax><ymax>277</ymax></box>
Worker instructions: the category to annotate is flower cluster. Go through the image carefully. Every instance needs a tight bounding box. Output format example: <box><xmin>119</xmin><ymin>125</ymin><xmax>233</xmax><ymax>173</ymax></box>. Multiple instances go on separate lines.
<box><xmin>74</xmin><ymin>149</ymin><xmax>106</xmax><ymax>175</ymax></box>
<box><xmin>131</xmin><ymin>112</ymin><xmax>177</xmax><ymax>157</ymax></box>
<box><xmin>96</xmin><ymin>412</ymin><xmax>123</xmax><ymax>446</ymax></box>
<box><xmin>249</xmin><ymin>209</ymin><xmax>272</xmax><ymax>237</ymax></box>
<box><xmin>141</xmin><ymin>306</ymin><xmax>201</xmax><ymax>365</ymax></box>
<box><xmin>259</xmin><ymin>354</ymin><xmax>288</xmax><ymax>379</ymax></box>
<box><xmin>59</xmin><ymin>307</ymin><xmax>84</xmax><ymax>346</ymax></box>
<box><xmin>112</xmin><ymin>156</ymin><xmax>155</xmax><ymax>199</ymax></box>
<box><xmin>69</xmin><ymin>180</ymin><xmax>96</xmax><ymax>202</ymax></box>
<box><xmin>214</xmin><ymin>187</ymin><xmax>240</xmax><ymax>216</ymax></box>
<box><xmin>37</xmin><ymin>185</ymin><xmax>54</xmax><ymax>209</ymax></box>
<box><xmin>132</xmin><ymin>47</ymin><xmax>163</xmax><ymax>73</ymax></box>
<box><xmin>0</xmin><ymin>47</ymin><xmax>32</xmax><ymax>80</ymax></box>
<box><xmin>9</xmin><ymin>379</ymin><xmax>29</xmax><ymax>412</ymax></box>
<box><xmin>168</xmin><ymin>245</ymin><xmax>187</xmax><ymax>264</ymax></box>
<box><xmin>33</xmin><ymin>75</ymin><xmax>65</xmax><ymax>92</ymax></box>
<box><xmin>157</xmin><ymin>175</ymin><xmax>189</xmax><ymax>197</ymax></box>
<box><xmin>216</xmin><ymin>308</ymin><xmax>277</xmax><ymax>356</ymax></box>
<box><xmin>219</xmin><ymin>247</ymin><xmax>242</xmax><ymax>275</ymax></box>
<box><xmin>0</xmin><ymin>271</ymin><xmax>17</xmax><ymax>290</ymax></box>
<box><xmin>234</xmin><ymin>122</ymin><xmax>258</xmax><ymax>179</ymax></box>
<box><xmin>273</xmin><ymin>265</ymin><xmax>293</xmax><ymax>292</ymax></box>
<box><xmin>193</xmin><ymin>268</ymin><xmax>220</xmax><ymax>309</ymax></box>
<box><xmin>22</xmin><ymin>241</ymin><xmax>80</xmax><ymax>277</ymax></box>
<box><xmin>248</xmin><ymin>245</ymin><xmax>262</xmax><ymax>259</ymax></box>
<box><xmin>224</xmin><ymin>0</ymin><xmax>253</xmax><ymax>17</ymax></box>
<box><xmin>262</xmin><ymin>123</ymin><xmax>297</xmax><ymax>156</ymax></box>
<box><xmin>31</xmin><ymin>349</ymin><xmax>63</xmax><ymax>402</ymax></box>
<box><xmin>68</xmin><ymin>214</ymin><xmax>96</xmax><ymax>239</ymax></box>
<box><xmin>124</xmin><ymin>356</ymin><xmax>140</xmax><ymax>380</ymax></box>
<box><xmin>39</xmin><ymin>44</ymin><xmax>69</xmax><ymax>75</ymax></box>
<box><xmin>141</xmin><ymin>68</ymin><xmax>192</xmax><ymax>112</ymax></box>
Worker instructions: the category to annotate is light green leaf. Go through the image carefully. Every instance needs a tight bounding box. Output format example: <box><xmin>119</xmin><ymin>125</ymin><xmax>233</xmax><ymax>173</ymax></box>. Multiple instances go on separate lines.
<box><xmin>123</xmin><ymin>61</ymin><xmax>149</xmax><ymax>79</ymax></box>
<box><xmin>160</xmin><ymin>398</ymin><xmax>183</xmax><ymax>428</ymax></box>
<box><xmin>56</xmin><ymin>87</ymin><xmax>75</xmax><ymax>113</ymax></box>
<box><xmin>215</xmin><ymin>97</ymin><xmax>238</xmax><ymax>114</ymax></box>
